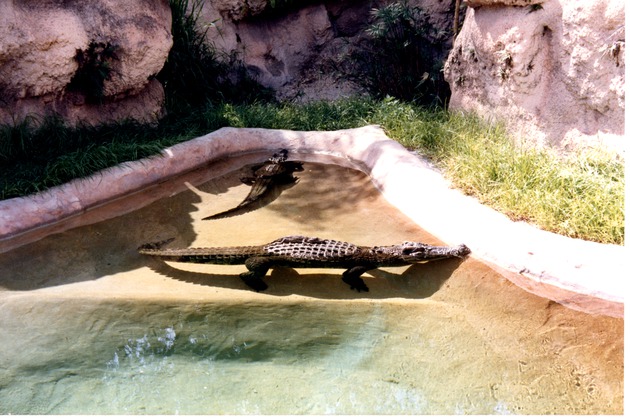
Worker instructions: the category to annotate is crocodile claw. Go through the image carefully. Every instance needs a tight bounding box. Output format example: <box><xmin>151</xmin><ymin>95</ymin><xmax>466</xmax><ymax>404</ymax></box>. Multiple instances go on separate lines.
<box><xmin>240</xmin><ymin>272</ymin><xmax>269</xmax><ymax>292</ymax></box>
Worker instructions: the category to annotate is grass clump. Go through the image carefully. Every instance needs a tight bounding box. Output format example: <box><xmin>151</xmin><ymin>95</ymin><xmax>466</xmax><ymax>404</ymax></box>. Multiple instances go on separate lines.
<box><xmin>365</xmin><ymin>99</ymin><xmax>624</xmax><ymax>244</ymax></box>
<box><xmin>0</xmin><ymin>116</ymin><xmax>167</xmax><ymax>197</ymax></box>
<box><xmin>217</xmin><ymin>100</ymin><xmax>376</xmax><ymax>131</ymax></box>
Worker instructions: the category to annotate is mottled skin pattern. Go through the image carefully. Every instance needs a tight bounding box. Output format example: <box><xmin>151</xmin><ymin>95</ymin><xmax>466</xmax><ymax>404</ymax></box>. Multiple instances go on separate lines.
<box><xmin>203</xmin><ymin>149</ymin><xmax>303</xmax><ymax>220</ymax></box>
<box><xmin>138</xmin><ymin>235</ymin><xmax>471</xmax><ymax>292</ymax></box>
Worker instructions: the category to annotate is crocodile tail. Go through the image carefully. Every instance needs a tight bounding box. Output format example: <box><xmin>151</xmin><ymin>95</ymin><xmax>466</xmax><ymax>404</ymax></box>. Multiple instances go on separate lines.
<box><xmin>138</xmin><ymin>237</ymin><xmax>176</xmax><ymax>252</ymax></box>
<box><xmin>202</xmin><ymin>208</ymin><xmax>241</xmax><ymax>220</ymax></box>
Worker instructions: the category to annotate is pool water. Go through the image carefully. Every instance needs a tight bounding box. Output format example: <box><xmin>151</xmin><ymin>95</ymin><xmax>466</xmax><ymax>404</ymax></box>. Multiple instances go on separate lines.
<box><xmin>0</xmin><ymin>158</ymin><xmax>623</xmax><ymax>414</ymax></box>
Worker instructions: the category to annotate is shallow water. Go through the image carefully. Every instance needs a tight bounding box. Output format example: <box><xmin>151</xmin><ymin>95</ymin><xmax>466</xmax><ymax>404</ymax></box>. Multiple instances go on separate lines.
<box><xmin>0</xmin><ymin>157</ymin><xmax>623</xmax><ymax>415</ymax></box>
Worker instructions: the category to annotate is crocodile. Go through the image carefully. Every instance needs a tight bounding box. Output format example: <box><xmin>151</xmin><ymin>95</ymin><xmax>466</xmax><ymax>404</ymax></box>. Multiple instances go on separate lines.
<box><xmin>138</xmin><ymin>235</ymin><xmax>471</xmax><ymax>292</ymax></box>
<box><xmin>203</xmin><ymin>149</ymin><xmax>303</xmax><ymax>220</ymax></box>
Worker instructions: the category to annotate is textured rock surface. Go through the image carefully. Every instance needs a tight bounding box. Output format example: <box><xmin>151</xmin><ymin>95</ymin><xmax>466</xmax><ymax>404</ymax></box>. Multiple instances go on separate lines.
<box><xmin>465</xmin><ymin>0</ymin><xmax>541</xmax><ymax>8</ymax></box>
<box><xmin>212</xmin><ymin>0</ymin><xmax>272</xmax><ymax>20</ymax></box>
<box><xmin>200</xmin><ymin>0</ymin><xmax>455</xmax><ymax>101</ymax></box>
<box><xmin>445</xmin><ymin>0</ymin><xmax>625</xmax><ymax>153</ymax></box>
<box><xmin>0</xmin><ymin>0</ymin><xmax>172</xmax><ymax>126</ymax></box>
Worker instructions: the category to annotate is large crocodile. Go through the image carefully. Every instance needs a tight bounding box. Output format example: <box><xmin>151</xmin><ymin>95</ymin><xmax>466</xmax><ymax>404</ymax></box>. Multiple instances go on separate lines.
<box><xmin>138</xmin><ymin>235</ymin><xmax>471</xmax><ymax>292</ymax></box>
<box><xmin>203</xmin><ymin>149</ymin><xmax>303</xmax><ymax>220</ymax></box>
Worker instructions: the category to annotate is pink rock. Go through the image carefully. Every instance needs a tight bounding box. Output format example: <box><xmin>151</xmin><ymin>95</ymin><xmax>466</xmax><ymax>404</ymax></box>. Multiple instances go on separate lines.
<box><xmin>0</xmin><ymin>0</ymin><xmax>172</xmax><ymax>126</ymax></box>
<box><xmin>445</xmin><ymin>0</ymin><xmax>625</xmax><ymax>154</ymax></box>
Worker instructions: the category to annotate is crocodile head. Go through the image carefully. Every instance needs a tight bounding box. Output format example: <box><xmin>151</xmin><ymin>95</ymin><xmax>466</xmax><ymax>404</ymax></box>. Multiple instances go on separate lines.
<box><xmin>269</xmin><ymin>149</ymin><xmax>289</xmax><ymax>163</ymax></box>
<box><xmin>378</xmin><ymin>242</ymin><xmax>471</xmax><ymax>262</ymax></box>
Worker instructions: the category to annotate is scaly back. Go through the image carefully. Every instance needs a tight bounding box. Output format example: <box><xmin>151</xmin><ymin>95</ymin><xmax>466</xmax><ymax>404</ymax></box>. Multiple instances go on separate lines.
<box><xmin>263</xmin><ymin>236</ymin><xmax>360</xmax><ymax>260</ymax></box>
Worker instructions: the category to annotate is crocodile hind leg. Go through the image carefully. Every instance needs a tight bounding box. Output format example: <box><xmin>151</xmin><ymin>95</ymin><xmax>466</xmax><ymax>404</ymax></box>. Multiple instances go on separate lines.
<box><xmin>240</xmin><ymin>257</ymin><xmax>274</xmax><ymax>292</ymax></box>
<box><xmin>342</xmin><ymin>266</ymin><xmax>375</xmax><ymax>292</ymax></box>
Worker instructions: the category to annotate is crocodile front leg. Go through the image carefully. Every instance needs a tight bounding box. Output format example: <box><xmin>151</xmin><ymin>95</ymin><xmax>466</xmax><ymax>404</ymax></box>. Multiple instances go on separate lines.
<box><xmin>240</xmin><ymin>257</ymin><xmax>273</xmax><ymax>292</ymax></box>
<box><xmin>342</xmin><ymin>265</ymin><xmax>374</xmax><ymax>292</ymax></box>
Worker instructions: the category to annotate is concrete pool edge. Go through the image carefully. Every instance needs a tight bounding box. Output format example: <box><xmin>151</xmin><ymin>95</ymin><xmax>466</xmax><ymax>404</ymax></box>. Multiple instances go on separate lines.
<box><xmin>0</xmin><ymin>125</ymin><xmax>624</xmax><ymax>318</ymax></box>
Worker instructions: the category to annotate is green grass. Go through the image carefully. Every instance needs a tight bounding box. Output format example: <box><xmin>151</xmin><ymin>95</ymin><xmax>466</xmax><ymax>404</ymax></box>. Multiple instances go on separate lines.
<box><xmin>366</xmin><ymin>100</ymin><xmax>624</xmax><ymax>244</ymax></box>
<box><xmin>0</xmin><ymin>98</ymin><xmax>624</xmax><ymax>245</ymax></box>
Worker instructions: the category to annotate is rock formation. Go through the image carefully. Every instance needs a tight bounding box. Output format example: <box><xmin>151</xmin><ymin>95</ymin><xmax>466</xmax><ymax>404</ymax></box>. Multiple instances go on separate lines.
<box><xmin>199</xmin><ymin>0</ymin><xmax>456</xmax><ymax>101</ymax></box>
<box><xmin>444</xmin><ymin>0</ymin><xmax>625</xmax><ymax>153</ymax></box>
<box><xmin>0</xmin><ymin>0</ymin><xmax>172</xmax><ymax>126</ymax></box>
<box><xmin>1</xmin><ymin>0</ymin><xmax>622</xmax><ymax>156</ymax></box>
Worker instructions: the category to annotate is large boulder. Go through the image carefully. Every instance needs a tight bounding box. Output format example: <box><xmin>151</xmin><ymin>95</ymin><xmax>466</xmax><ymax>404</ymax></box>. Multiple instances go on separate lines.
<box><xmin>444</xmin><ymin>0</ymin><xmax>625</xmax><ymax>153</ymax></box>
<box><xmin>0</xmin><ymin>0</ymin><xmax>172</xmax><ymax>126</ymax></box>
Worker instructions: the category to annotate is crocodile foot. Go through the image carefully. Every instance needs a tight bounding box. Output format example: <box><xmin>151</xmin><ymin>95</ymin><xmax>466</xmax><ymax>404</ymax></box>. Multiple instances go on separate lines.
<box><xmin>240</xmin><ymin>272</ymin><xmax>269</xmax><ymax>292</ymax></box>
<box><xmin>342</xmin><ymin>274</ymin><xmax>369</xmax><ymax>292</ymax></box>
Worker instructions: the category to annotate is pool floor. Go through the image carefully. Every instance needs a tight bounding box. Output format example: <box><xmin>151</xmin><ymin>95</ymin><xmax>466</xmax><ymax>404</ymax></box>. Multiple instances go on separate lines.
<box><xmin>0</xmin><ymin>159</ymin><xmax>623</xmax><ymax>414</ymax></box>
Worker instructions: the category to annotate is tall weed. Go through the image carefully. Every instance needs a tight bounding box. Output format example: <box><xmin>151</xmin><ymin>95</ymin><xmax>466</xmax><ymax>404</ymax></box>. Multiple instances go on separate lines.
<box><xmin>349</xmin><ymin>1</ymin><xmax>450</xmax><ymax>106</ymax></box>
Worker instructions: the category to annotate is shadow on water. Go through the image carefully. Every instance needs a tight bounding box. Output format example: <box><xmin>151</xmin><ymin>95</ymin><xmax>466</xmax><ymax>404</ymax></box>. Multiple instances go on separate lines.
<box><xmin>0</xmin><ymin>155</ymin><xmax>269</xmax><ymax>289</ymax></box>
<box><xmin>266</xmin><ymin>163</ymin><xmax>378</xmax><ymax>230</ymax></box>
<box><xmin>0</xmin><ymin>181</ymin><xmax>202</xmax><ymax>291</ymax></box>
<box><xmin>0</xmin><ymin>158</ymin><xmax>459</xmax><ymax>298</ymax></box>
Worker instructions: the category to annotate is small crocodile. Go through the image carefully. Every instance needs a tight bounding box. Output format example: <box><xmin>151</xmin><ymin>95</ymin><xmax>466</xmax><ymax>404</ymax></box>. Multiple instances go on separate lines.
<box><xmin>138</xmin><ymin>235</ymin><xmax>471</xmax><ymax>292</ymax></box>
<box><xmin>203</xmin><ymin>149</ymin><xmax>303</xmax><ymax>220</ymax></box>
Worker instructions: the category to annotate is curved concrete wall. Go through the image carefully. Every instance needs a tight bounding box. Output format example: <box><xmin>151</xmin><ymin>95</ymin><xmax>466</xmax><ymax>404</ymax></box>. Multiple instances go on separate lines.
<box><xmin>0</xmin><ymin>125</ymin><xmax>623</xmax><ymax>317</ymax></box>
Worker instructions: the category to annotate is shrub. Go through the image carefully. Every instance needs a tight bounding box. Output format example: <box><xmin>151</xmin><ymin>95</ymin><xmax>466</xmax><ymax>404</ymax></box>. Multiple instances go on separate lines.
<box><xmin>349</xmin><ymin>1</ymin><xmax>450</xmax><ymax>106</ymax></box>
<box><xmin>66</xmin><ymin>41</ymin><xmax>120</xmax><ymax>104</ymax></box>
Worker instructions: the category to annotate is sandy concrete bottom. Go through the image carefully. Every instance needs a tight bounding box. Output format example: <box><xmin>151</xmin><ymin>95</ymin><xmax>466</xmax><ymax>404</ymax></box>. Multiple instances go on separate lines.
<box><xmin>0</xmin><ymin>160</ymin><xmax>623</xmax><ymax>415</ymax></box>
